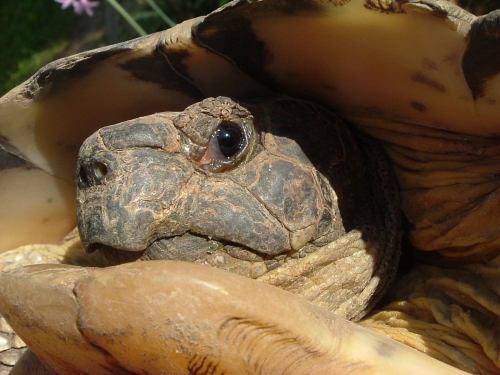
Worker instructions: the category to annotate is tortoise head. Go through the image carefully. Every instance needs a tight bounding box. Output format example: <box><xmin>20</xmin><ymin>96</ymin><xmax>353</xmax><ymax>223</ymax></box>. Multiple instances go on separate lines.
<box><xmin>76</xmin><ymin>96</ymin><xmax>400</xmax><ymax>319</ymax></box>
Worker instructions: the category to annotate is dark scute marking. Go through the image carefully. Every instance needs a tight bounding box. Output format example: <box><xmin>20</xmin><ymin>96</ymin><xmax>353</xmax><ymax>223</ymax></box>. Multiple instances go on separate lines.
<box><xmin>196</xmin><ymin>1</ymin><xmax>340</xmax><ymax>88</ymax></box>
<box><xmin>25</xmin><ymin>48</ymin><xmax>125</xmax><ymax>99</ymax></box>
<box><xmin>119</xmin><ymin>51</ymin><xmax>203</xmax><ymax>98</ymax></box>
<box><xmin>411</xmin><ymin>101</ymin><xmax>427</xmax><ymax>112</ymax></box>
<box><xmin>196</xmin><ymin>15</ymin><xmax>278</xmax><ymax>90</ymax></box>
<box><xmin>488</xmin><ymin>98</ymin><xmax>497</xmax><ymax>105</ymax></box>
<box><xmin>161</xmin><ymin>47</ymin><xmax>193</xmax><ymax>82</ymax></box>
<box><xmin>463</xmin><ymin>10</ymin><xmax>500</xmax><ymax>100</ymax></box>
<box><xmin>323</xmin><ymin>84</ymin><xmax>336</xmax><ymax>91</ymax></box>
<box><xmin>0</xmin><ymin>137</ymin><xmax>36</xmax><ymax>171</ymax></box>
<box><xmin>411</xmin><ymin>72</ymin><xmax>446</xmax><ymax>93</ymax></box>
<box><xmin>0</xmin><ymin>147</ymin><xmax>29</xmax><ymax>171</ymax></box>
<box><xmin>422</xmin><ymin>58</ymin><xmax>439</xmax><ymax>71</ymax></box>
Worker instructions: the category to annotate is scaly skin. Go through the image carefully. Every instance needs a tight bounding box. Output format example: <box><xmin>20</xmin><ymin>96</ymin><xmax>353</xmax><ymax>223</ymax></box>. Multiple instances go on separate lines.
<box><xmin>1</xmin><ymin>0</ymin><xmax>500</xmax><ymax>373</ymax></box>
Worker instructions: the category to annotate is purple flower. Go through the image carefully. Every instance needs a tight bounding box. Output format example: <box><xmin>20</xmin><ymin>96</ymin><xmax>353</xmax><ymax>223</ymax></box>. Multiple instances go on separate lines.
<box><xmin>75</xmin><ymin>0</ymin><xmax>100</xmax><ymax>16</ymax></box>
<box><xmin>55</xmin><ymin>0</ymin><xmax>99</xmax><ymax>16</ymax></box>
<box><xmin>55</xmin><ymin>0</ymin><xmax>78</xmax><ymax>9</ymax></box>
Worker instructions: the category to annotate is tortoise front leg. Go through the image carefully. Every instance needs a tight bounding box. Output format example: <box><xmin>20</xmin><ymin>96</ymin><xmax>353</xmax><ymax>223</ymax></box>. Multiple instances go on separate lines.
<box><xmin>1</xmin><ymin>261</ymin><xmax>467</xmax><ymax>375</ymax></box>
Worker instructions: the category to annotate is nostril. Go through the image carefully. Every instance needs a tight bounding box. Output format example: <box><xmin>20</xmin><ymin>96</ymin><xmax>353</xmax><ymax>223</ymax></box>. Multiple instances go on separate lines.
<box><xmin>77</xmin><ymin>161</ymin><xmax>109</xmax><ymax>187</ymax></box>
<box><xmin>94</xmin><ymin>162</ymin><xmax>108</xmax><ymax>179</ymax></box>
<box><xmin>78</xmin><ymin>167</ymin><xmax>89</xmax><ymax>187</ymax></box>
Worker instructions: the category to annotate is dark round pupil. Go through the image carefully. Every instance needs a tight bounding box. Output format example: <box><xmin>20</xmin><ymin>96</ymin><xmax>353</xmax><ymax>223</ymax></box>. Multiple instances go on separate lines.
<box><xmin>217</xmin><ymin>127</ymin><xmax>243</xmax><ymax>157</ymax></box>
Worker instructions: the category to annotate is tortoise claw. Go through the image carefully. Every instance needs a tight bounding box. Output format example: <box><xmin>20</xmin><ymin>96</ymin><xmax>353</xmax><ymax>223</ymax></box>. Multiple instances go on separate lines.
<box><xmin>1</xmin><ymin>261</ymin><xmax>468</xmax><ymax>375</ymax></box>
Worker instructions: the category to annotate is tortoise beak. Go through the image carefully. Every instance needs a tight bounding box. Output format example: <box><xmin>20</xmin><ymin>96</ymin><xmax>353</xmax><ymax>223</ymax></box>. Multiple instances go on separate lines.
<box><xmin>76</xmin><ymin>112</ymin><xmax>193</xmax><ymax>254</ymax></box>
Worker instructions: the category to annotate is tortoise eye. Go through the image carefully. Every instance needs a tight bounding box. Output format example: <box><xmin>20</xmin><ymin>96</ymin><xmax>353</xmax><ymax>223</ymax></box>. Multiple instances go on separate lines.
<box><xmin>216</xmin><ymin>123</ymin><xmax>244</xmax><ymax>158</ymax></box>
<box><xmin>198</xmin><ymin>119</ymin><xmax>252</xmax><ymax>172</ymax></box>
<box><xmin>203</xmin><ymin>122</ymin><xmax>247</xmax><ymax>163</ymax></box>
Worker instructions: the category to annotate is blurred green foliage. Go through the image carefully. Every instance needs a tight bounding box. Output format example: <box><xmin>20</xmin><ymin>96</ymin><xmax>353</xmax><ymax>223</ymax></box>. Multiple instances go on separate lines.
<box><xmin>0</xmin><ymin>1</ymin><xmax>74</xmax><ymax>95</ymax></box>
<box><xmin>0</xmin><ymin>0</ymin><xmax>229</xmax><ymax>96</ymax></box>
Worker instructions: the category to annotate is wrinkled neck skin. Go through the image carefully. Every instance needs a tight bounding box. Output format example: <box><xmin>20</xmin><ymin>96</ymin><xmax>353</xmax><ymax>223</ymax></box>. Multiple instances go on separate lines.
<box><xmin>352</xmin><ymin>116</ymin><xmax>500</xmax><ymax>264</ymax></box>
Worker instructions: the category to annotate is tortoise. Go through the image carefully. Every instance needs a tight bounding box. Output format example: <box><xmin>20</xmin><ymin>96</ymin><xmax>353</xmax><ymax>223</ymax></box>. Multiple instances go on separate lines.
<box><xmin>0</xmin><ymin>0</ymin><xmax>499</xmax><ymax>373</ymax></box>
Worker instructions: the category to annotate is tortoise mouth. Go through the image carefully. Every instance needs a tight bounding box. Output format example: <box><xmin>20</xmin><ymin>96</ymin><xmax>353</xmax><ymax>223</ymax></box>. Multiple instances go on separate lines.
<box><xmin>96</xmin><ymin>244</ymin><xmax>146</xmax><ymax>266</ymax></box>
<box><xmin>93</xmin><ymin>232</ymin><xmax>320</xmax><ymax>280</ymax></box>
<box><xmin>90</xmin><ymin>229</ymin><xmax>391</xmax><ymax>320</ymax></box>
